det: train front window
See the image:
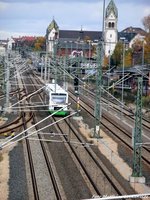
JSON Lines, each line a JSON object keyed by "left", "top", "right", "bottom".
{"left": 51, "top": 94, "right": 66, "bottom": 104}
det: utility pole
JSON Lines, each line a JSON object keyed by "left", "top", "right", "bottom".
{"left": 131, "top": 77, "right": 145, "bottom": 183}
{"left": 93, "top": 0, "right": 105, "bottom": 138}
{"left": 5, "top": 54, "right": 10, "bottom": 113}
{"left": 44, "top": 55, "right": 48, "bottom": 82}
{"left": 107, "top": 40, "right": 111, "bottom": 111}
{"left": 53, "top": 40, "right": 58, "bottom": 92}
{"left": 93, "top": 42, "right": 103, "bottom": 138}
{"left": 47, "top": 57, "right": 51, "bottom": 82}
{"left": 0, "top": 57, "right": 5, "bottom": 92}
{"left": 121, "top": 40, "right": 125, "bottom": 117}
{"left": 63, "top": 41, "right": 68, "bottom": 90}
{"left": 63, "top": 57, "right": 66, "bottom": 90}
{"left": 142, "top": 41, "right": 144, "bottom": 69}
{"left": 41, "top": 56, "right": 44, "bottom": 79}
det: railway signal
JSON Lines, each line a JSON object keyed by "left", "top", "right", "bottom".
{"left": 74, "top": 76, "right": 79, "bottom": 93}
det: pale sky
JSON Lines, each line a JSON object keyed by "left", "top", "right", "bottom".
{"left": 0, "top": 0, "right": 150, "bottom": 39}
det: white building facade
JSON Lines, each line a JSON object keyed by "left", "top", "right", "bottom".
{"left": 46, "top": 19, "right": 59, "bottom": 54}
{"left": 7, "top": 37, "right": 15, "bottom": 51}
{"left": 104, "top": 0, "right": 118, "bottom": 56}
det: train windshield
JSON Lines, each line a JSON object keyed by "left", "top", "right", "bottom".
{"left": 51, "top": 93, "right": 67, "bottom": 104}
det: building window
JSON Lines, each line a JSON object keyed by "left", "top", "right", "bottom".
{"left": 108, "top": 22, "right": 111, "bottom": 28}
{"left": 108, "top": 22, "right": 115, "bottom": 28}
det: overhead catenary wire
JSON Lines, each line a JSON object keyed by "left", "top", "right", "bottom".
{"left": 51, "top": 56, "right": 130, "bottom": 110}
{"left": 3, "top": 85, "right": 46, "bottom": 111}
{"left": 0, "top": 103, "right": 72, "bottom": 150}
{"left": 135, "top": 67, "right": 150, "bottom": 80}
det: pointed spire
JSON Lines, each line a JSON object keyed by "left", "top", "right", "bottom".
{"left": 105, "top": 0, "right": 118, "bottom": 18}
{"left": 47, "top": 18, "right": 59, "bottom": 33}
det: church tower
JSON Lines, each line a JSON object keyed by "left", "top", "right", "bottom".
{"left": 104, "top": 0, "right": 118, "bottom": 56}
{"left": 46, "top": 19, "right": 59, "bottom": 54}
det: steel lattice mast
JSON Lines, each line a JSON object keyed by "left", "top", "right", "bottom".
{"left": 93, "top": 0, "right": 105, "bottom": 138}
{"left": 132, "top": 77, "right": 143, "bottom": 177}
{"left": 93, "top": 42, "right": 103, "bottom": 138}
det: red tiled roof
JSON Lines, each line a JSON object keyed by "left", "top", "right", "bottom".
{"left": 12, "top": 36, "right": 36, "bottom": 42}
{"left": 21, "top": 36, "right": 36, "bottom": 41}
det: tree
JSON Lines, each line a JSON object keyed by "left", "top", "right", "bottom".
{"left": 103, "top": 55, "right": 109, "bottom": 68}
{"left": 111, "top": 42, "right": 132, "bottom": 67}
{"left": 111, "top": 41, "right": 123, "bottom": 66}
{"left": 33, "top": 37, "right": 46, "bottom": 51}
{"left": 91, "top": 44, "right": 97, "bottom": 58}
{"left": 142, "top": 14, "right": 150, "bottom": 33}
{"left": 125, "top": 49, "right": 132, "bottom": 67}
{"left": 132, "top": 34, "right": 150, "bottom": 65}
{"left": 144, "top": 33, "right": 150, "bottom": 64}
{"left": 132, "top": 39, "right": 143, "bottom": 65}
{"left": 84, "top": 36, "right": 91, "bottom": 43}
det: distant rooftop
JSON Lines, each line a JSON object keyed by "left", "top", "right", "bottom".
{"left": 121, "top": 26, "right": 146, "bottom": 35}
{"left": 59, "top": 30, "right": 102, "bottom": 41}
{"left": 118, "top": 32, "right": 137, "bottom": 42}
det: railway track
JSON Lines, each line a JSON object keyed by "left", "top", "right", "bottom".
{"left": 69, "top": 90, "right": 150, "bottom": 166}
{"left": 22, "top": 112, "right": 40, "bottom": 200}
{"left": 0, "top": 90, "right": 33, "bottom": 135}
{"left": 5, "top": 63, "right": 146, "bottom": 198}
{"left": 52, "top": 116, "right": 130, "bottom": 196}
{"left": 16, "top": 67, "right": 40, "bottom": 200}
{"left": 80, "top": 85, "right": 150, "bottom": 130}
{"left": 0, "top": 112, "right": 33, "bottom": 134}
{"left": 21, "top": 69, "right": 66, "bottom": 199}
{"left": 0, "top": 58, "right": 63, "bottom": 199}
{"left": 28, "top": 68, "right": 138, "bottom": 197}
{"left": 1, "top": 55, "right": 149, "bottom": 199}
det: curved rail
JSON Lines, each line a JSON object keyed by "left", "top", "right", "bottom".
{"left": 0, "top": 112, "right": 33, "bottom": 134}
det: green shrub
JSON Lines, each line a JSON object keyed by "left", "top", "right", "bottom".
{"left": 142, "top": 96, "right": 150, "bottom": 108}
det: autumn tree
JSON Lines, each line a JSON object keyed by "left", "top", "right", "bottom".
{"left": 124, "top": 49, "right": 132, "bottom": 67}
{"left": 91, "top": 44, "right": 97, "bottom": 58}
{"left": 142, "top": 14, "right": 150, "bottom": 33}
{"left": 132, "top": 39, "right": 143, "bottom": 65}
{"left": 33, "top": 37, "right": 46, "bottom": 51}
{"left": 144, "top": 33, "right": 150, "bottom": 64}
{"left": 103, "top": 55, "right": 109, "bottom": 68}
{"left": 132, "top": 34, "right": 150, "bottom": 65}
{"left": 84, "top": 36, "right": 91, "bottom": 43}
